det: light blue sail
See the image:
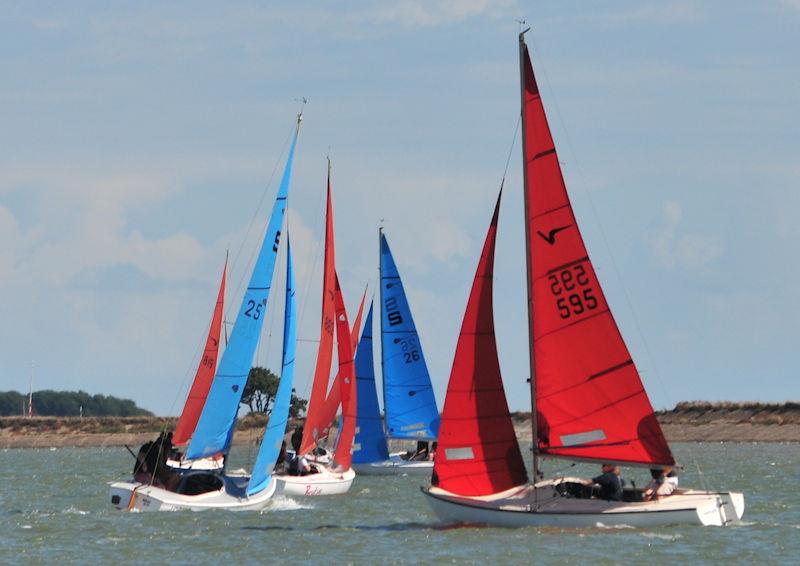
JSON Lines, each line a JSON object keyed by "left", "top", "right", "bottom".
{"left": 379, "top": 232, "right": 440, "bottom": 440}
{"left": 186, "top": 126, "right": 299, "bottom": 460}
{"left": 247, "top": 239, "right": 296, "bottom": 495}
{"left": 353, "top": 304, "right": 390, "bottom": 464}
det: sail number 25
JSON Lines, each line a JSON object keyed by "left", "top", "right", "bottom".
{"left": 548, "top": 264, "right": 598, "bottom": 319}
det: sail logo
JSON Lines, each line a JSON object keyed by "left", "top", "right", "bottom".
{"left": 385, "top": 296, "right": 403, "bottom": 326}
{"left": 537, "top": 225, "right": 571, "bottom": 245}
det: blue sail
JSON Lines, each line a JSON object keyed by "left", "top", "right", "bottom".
{"left": 247, "top": 239, "right": 296, "bottom": 495}
{"left": 186, "top": 125, "right": 299, "bottom": 460}
{"left": 379, "top": 232, "right": 440, "bottom": 440}
{"left": 353, "top": 303, "right": 390, "bottom": 464}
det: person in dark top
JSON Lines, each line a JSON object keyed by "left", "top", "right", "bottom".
{"left": 583, "top": 463, "right": 624, "bottom": 501}
{"left": 291, "top": 426, "right": 304, "bottom": 453}
{"left": 133, "top": 432, "right": 180, "bottom": 490}
{"left": 275, "top": 441, "right": 288, "bottom": 472}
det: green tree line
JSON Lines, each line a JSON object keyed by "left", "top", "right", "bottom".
{"left": 0, "top": 390, "right": 152, "bottom": 417}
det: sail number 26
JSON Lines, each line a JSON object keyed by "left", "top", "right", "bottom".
{"left": 548, "top": 264, "right": 598, "bottom": 319}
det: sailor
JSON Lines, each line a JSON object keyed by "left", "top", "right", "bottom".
{"left": 291, "top": 425, "right": 304, "bottom": 453}
{"left": 643, "top": 467, "right": 678, "bottom": 500}
{"left": 406, "top": 441, "right": 429, "bottom": 461}
{"left": 275, "top": 441, "right": 288, "bottom": 473}
{"left": 583, "top": 463, "right": 624, "bottom": 501}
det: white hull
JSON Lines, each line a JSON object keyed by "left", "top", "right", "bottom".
{"left": 273, "top": 466, "right": 355, "bottom": 496}
{"left": 109, "top": 472, "right": 276, "bottom": 512}
{"left": 353, "top": 455, "right": 433, "bottom": 476}
{"left": 423, "top": 479, "right": 745, "bottom": 528}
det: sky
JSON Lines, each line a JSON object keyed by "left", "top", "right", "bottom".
{"left": 1, "top": 1, "right": 798, "bottom": 416}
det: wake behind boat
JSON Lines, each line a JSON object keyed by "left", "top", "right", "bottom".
{"left": 110, "top": 113, "right": 303, "bottom": 511}
{"left": 421, "top": 32, "right": 744, "bottom": 528}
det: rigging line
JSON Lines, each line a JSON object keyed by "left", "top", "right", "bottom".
{"left": 224, "top": 114, "right": 296, "bottom": 323}
{"left": 164, "top": 276, "right": 224, "bottom": 421}
{"left": 502, "top": 114, "right": 522, "bottom": 185}
{"left": 295, "top": 161, "right": 329, "bottom": 401}
{"left": 526, "top": 35, "right": 673, "bottom": 411}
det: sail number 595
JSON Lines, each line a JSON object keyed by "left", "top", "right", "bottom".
{"left": 548, "top": 264, "right": 598, "bottom": 319}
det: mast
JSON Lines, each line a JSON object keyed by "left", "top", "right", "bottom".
{"left": 518, "top": 29, "right": 539, "bottom": 482}
{"left": 378, "top": 225, "right": 387, "bottom": 424}
{"left": 27, "top": 361, "right": 34, "bottom": 418}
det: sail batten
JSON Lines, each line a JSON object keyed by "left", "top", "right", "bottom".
{"left": 186, "top": 123, "right": 300, "bottom": 461}
{"left": 520, "top": 39, "right": 674, "bottom": 467}
{"left": 379, "top": 233, "right": 439, "bottom": 441}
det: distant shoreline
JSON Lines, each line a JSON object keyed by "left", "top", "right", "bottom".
{"left": 2, "top": 402, "right": 799, "bottom": 449}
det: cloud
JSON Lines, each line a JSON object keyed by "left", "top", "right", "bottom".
{"left": 601, "top": 1, "right": 704, "bottom": 25}
{"left": 350, "top": 0, "right": 515, "bottom": 28}
{"left": 777, "top": 0, "right": 800, "bottom": 12}
{"left": 649, "top": 201, "right": 723, "bottom": 269}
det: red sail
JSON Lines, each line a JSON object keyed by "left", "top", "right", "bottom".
{"left": 173, "top": 257, "right": 227, "bottom": 446}
{"left": 433, "top": 194, "right": 528, "bottom": 496}
{"left": 316, "top": 288, "right": 366, "bottom": 439}
{"left": 520, "top": 39, "right": 673, "bottom": 466}
{"left": 300, "top": 176, "right": 337, "bottom": 454}
{"left": 331, "top": 273, "right": 357, "bottom": 470}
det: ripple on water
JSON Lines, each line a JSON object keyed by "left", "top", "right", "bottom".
{"left": 0, "top": 443, "right": 798, "bottom": 563}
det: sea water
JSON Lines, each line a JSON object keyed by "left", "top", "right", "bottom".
{"left": 0, "top": 442, "right": 797, "bottom": 564}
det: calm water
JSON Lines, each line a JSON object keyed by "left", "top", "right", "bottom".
{"left": 1, "top": 442, "right": 797, "bottom": 564}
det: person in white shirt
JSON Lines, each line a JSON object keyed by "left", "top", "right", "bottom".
{"left": 643, "top": 466, "right": 678, "bottom": 500}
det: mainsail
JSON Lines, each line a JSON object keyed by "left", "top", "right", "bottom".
{"left": 379, "top": 232, "right": 439, "bottom": 440}
{"left": 173, "top": 257, "right": 227, "bottom": 447}
{"left": 352, "top": 303, "right": 390, "bottom": 464}
{"left": 432, "top": 194, "right": 527, "bottom": 496}
{"left": 300, "top": 176, "right": 337, "bottom": 454}
{"left": 186, "top": 120, "right": 300, "bottom": 460}
{"left": 247, "top": 239, "right": 297, "bottom": 495}
{"left": 520, "top": 39, "right": 673, "bottom": 466}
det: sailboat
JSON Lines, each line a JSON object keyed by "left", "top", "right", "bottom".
{"left": 421, "top": 33, "right": 744, "bottom": 527}
{"left": 352, "top": 231, "right": 439, "bottom": 475}
{"left": 109, "top": 114, "right": 302, "bottom": 511}
{"left": 164, "top": 256, "right": 227, "bottom": 471}
{"left": 272, "top": 162, "right": 361, "bottom": 497}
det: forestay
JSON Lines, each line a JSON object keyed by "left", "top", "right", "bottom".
{"left": 379, "top": 233, "right": 439, "bottom": 440}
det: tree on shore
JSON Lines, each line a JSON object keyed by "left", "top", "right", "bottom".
{"left": 241, "top": 366, "right": 307, "bottom": 417}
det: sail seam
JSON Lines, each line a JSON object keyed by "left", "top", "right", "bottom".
{"left": 534, "top": 308, "right": 610, "bottom": 340}
{"left": 544, "top": 256, "right": 590, "bottom": 275}
{"left": 531, "top": 203, "right": 569, "bottom": 219}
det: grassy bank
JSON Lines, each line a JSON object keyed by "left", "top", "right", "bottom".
{"left": 2, "top": 402, "right": 799, "bottom": 448}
